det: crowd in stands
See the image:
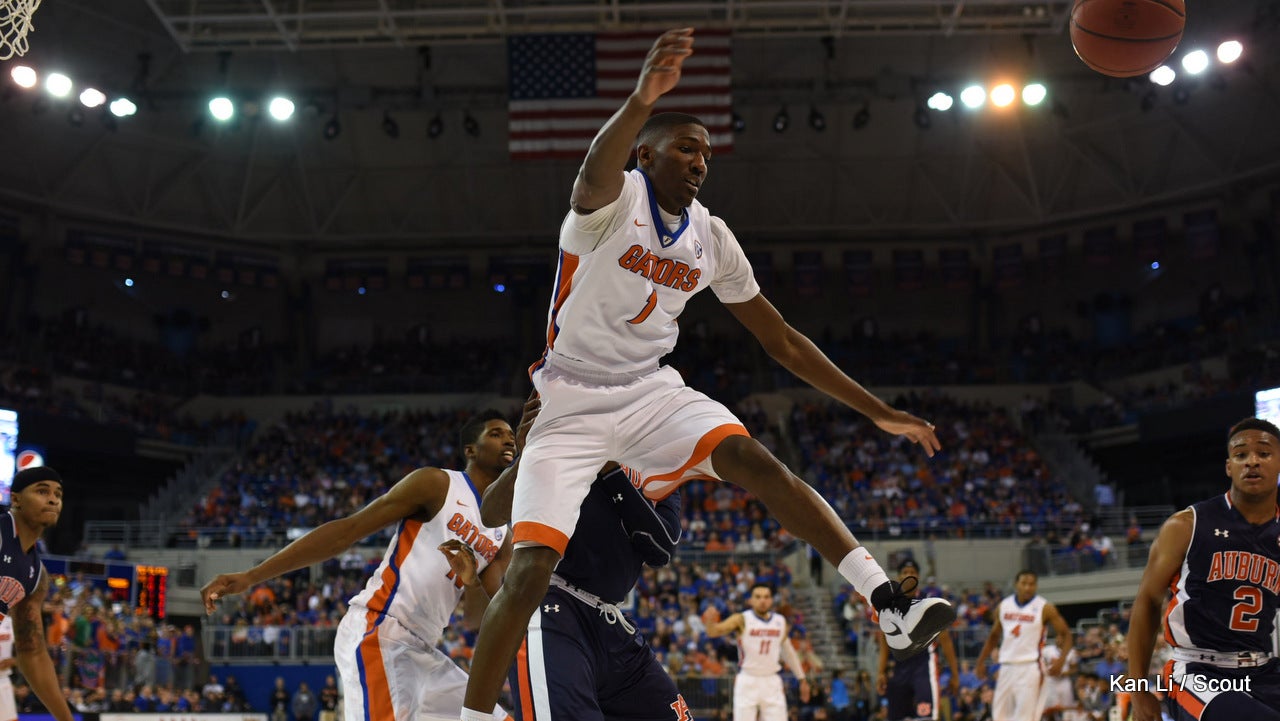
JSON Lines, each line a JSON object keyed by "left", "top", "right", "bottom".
{"left": 790, "top": 393, "right": 1084, "bottom": 540}
{"left": 0, "top": 363, "right": 254, "bottom": 446}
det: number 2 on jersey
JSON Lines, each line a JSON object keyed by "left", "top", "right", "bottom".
{"left": 1230, "top": 586, "right": 1263, "bottom": 632}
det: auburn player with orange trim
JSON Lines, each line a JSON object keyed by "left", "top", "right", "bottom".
{"left": 461, "top": 27, "right": 955, "bottom": 721}
{"left": 1127, "top": 418, "right": 1280, "bottom": 721}
{"left": 201, "top": 406, "right": 531, "bottom": 721}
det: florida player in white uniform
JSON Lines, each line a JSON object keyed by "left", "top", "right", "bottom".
{"left": 461, "top": 28, "right": 954, "bottom": 721}
{"left": 703, "top": 583, "right": 809, "bottom": 721}
{"left": 0, "top": 615, "right": 14, "bottom": 721}
{"left": 975, "top": 571, "right": 1072, "bottom": 721}
{"left": 1037, "top": 640, "right": 1077, "bottom": 720}
{"left": 202, "top": 410, "right": 521, "bottom": 721}
{"left": 1126, "top": 418, "right": 1280, "bottom": 721}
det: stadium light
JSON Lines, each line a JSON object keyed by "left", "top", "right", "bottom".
{"left": 268, "top": 96, "right": 295, "bottom": 121}
{"left": 1217, "top": 40, "right": 1243, "bottom": 64}
{"left": 45, "top": 72, "right": 72, "bottom": 97}
{"left": 1149, "top": 66, "right": 1176, "bottom": 86}
{"left": 109, "top": 98, "right": 137, "bottom": 117}
{"left": 926, "top": 92, "right": 953, "bottom": 111}
{"left": 1021, "top": 83, "right": 1047, "bottom": 106}
{"left": 1181, "top": 50, "right": 1209, "bottom": 75}
{"left": 960, "top": 85, "right": 986, "bottom": 109}
{"left": 10, "top": 65, "right": 36, "bottom": 88}
{"left": 990, "top": 84, "right": 1016, "bottom": 107}
{"left": 209, "top": 97, "right": 234, "bottom": 121}
{"left": 79, "top": 88, "right": 106, "bottom": 108}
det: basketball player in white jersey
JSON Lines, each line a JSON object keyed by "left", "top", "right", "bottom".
{"left": 202, "top": 408, "right": 530, "bottom": 721}
{"left": 0, "top": 615, "right": 15, "bottom": 721}
{"left": 703, "top": 583, "right": 809, "bottom": 721}
{"left": 1037, "top": 639, "right": 1078, "bottom": 720}
{"left": 461, "top": 28, "right": 955, "bottom": 721}
{"left": 974, "top": 571, "right": 1073, "bottom": 721}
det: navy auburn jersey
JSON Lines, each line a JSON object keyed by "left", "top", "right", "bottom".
{"left": 1164, "top": 493, "right": 1280, "bottom": 653}
{"left": 0, "top": 512, "right": 42, "bottom": 617}
{"left": 554, "top": 469, "right": 681, "bottom": 602}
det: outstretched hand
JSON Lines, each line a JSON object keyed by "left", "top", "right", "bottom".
{"left": 635, "top": 28, "right": 695, "bottom": 105}
{"left": 874, "top": 410, "right": 942, "bottom": 457}
{"left": 200, "top": 572, "right": 252, "bottom": 615}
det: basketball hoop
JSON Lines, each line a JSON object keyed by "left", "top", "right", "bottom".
{"left": 0, "top": 0, "right": 42, "bottom": 61}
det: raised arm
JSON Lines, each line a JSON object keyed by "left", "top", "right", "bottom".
{"left": 701, "top": 609, "right": 745, "bottom": 639}
{"left": 570, "top": 28, "right": 693, "bottom": 213}
{"left": 13, "top": 569, "right": 74, "bottom": 721}
{"left": 480, "top": 393, "right": 541, "bottom": 527}
{"left": 201, "top": 467, "right": 449, "bottom": 613}
{"left": 724, "top": 293, "right": 939, "bottom": 456}
{"left": 1128, "top": 510, "right": 1192, "bottom": 721}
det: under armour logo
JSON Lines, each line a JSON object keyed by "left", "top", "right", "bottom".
{"left": 2, "top": 556, "right": 9, "bottom": 564}
{"left": 1215, "top": 529, "right": 1230, "bottom": 538}
{"left": 613, "top": 494, "right": 624, "bottom": 503}
{"left": 544, "top": 604, "right": 560, "bottom": 613}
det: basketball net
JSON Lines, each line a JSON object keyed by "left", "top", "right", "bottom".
{"left": 0, "top": 0, "right": 42, "bottom": 60}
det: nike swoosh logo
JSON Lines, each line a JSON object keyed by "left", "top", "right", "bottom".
{"left": 456, "top": 500, "right": 467, "bottom": 507}
{"left": 864, "top": 555, "right": 873, "bottom": 560}
{"left": 634, "top": 219, "right": 648, "bottom": 227}
{"left": 884, "top": 622, "right": 904, "bottom": 637}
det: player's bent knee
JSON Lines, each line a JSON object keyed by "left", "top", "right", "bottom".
{"left": 712, "top": 435, "right": 791, "bottom": 486}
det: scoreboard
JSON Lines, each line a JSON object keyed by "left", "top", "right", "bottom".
{"left": 44, "top": 556, "right": 167, "bottom": 619}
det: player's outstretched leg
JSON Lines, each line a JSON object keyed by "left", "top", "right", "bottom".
{"left": 710, "top": 435, "right": 954, "bottom": 660}
{"left": 462, "top": 546, "right": 560, "bottom": 720}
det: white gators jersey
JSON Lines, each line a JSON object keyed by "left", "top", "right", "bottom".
{"left": 532, "top": 169, "right": 760, "bottom": 378}
{"left": 0, "top": 615, "right": 10, "bottom": 677}
{"left": 997, "top": 594, "right": 1047, "bottom": 664}
{"left": 738, "top": 611, "right": 787, "bottom": 676}
{"left": 349, "top": 469, "right": 506, "bottom": 645}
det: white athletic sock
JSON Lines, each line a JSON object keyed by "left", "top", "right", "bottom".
{"left": 838, "top": 547, "right": 891, "bottom": 604}
{"left": 461, "top": 707, "right": 491, "bottom": 721}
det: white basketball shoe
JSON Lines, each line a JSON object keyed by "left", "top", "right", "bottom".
{"left": 874, "top": 578, "right": 957, "bottom": 661}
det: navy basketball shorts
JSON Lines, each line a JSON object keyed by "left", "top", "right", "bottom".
{"left": 508, "top": 586, "right": 694, "bottom": 721}
{"left": 1165, "top": 660, "right": 1280, "bottom": 721}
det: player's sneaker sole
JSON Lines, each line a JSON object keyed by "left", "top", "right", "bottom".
{"left": 881, "top": 599, "right": 957, "bottom": 661}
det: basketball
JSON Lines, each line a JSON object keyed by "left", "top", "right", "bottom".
{"left": 1070, "top": 0, "right": 1186, "bottom": 78}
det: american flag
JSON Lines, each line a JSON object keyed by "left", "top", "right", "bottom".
{"left": 507, "top": 30, "right": 733, "bottom": 160}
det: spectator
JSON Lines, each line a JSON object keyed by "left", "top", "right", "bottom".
{"left": 291, "top": 681, "right": 318, "bottom": 721}
{"left": 319, "top": 675, "right": 339, "bottom": 721}
{"left": 270, "top": 677, "right": 290, "bottom": 721}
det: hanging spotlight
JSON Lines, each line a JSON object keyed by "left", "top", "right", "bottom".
{"left": 10, "top": 65, "right": 36, "bottom": 89}
{"left": 731, "top": 111, "right": 746, "bottom": 133}
{"left": 209, "top": 96, "right": 235, "bottom": 121}
{"left": 427, "top": 112, "right": 444, "bottom": 139}
{"left": 79, "top": 88, "right": 106, "bottom": 108}
{"left": 109, "top": 97, "right": 137, "bottom": 117}
{"left": 960, "top": 85, "right": 986, "bottom": 109}
{"left": 807, "top": 105, "right": 826, "bottom": 132}
{"left": 913, "top": 105, "right": 931, "bottom": 129}
{"left": 268, "top": 96, "right": 295, "bottom": 121}
{"left": 990, "top": 83, "right": 1016, "bottom": 107}
{"left": 772, "top": 105, "right": 789, "bottom": 133}
{"left": 852, "top": 103, "right": 870, "bottom": 130}
{"left": 381, "top": 111, "right": 399, "bottom": 138}
{"left": 1149, "top": 65, "right": 1176, "bottom": 86}
{"left": 1021, "top": 83, "right": 1047, "bottom": 106}
{"left": 1181, "top": 50, "right": 1209, "bottom": 75}
{"left": 463, "top": 110, "right": 480, "bottom": 137}
{"left": 323, "top": 114, "right": 341, "bottom": 140}
{"left": 1217, "top": 40, "right": 1243, "bottom": 64}
{"left": 926, "top": 92, "right": 953, "bottom": 111}
{"left": 46, "top": 73, "right": 73, "bottom": 98}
